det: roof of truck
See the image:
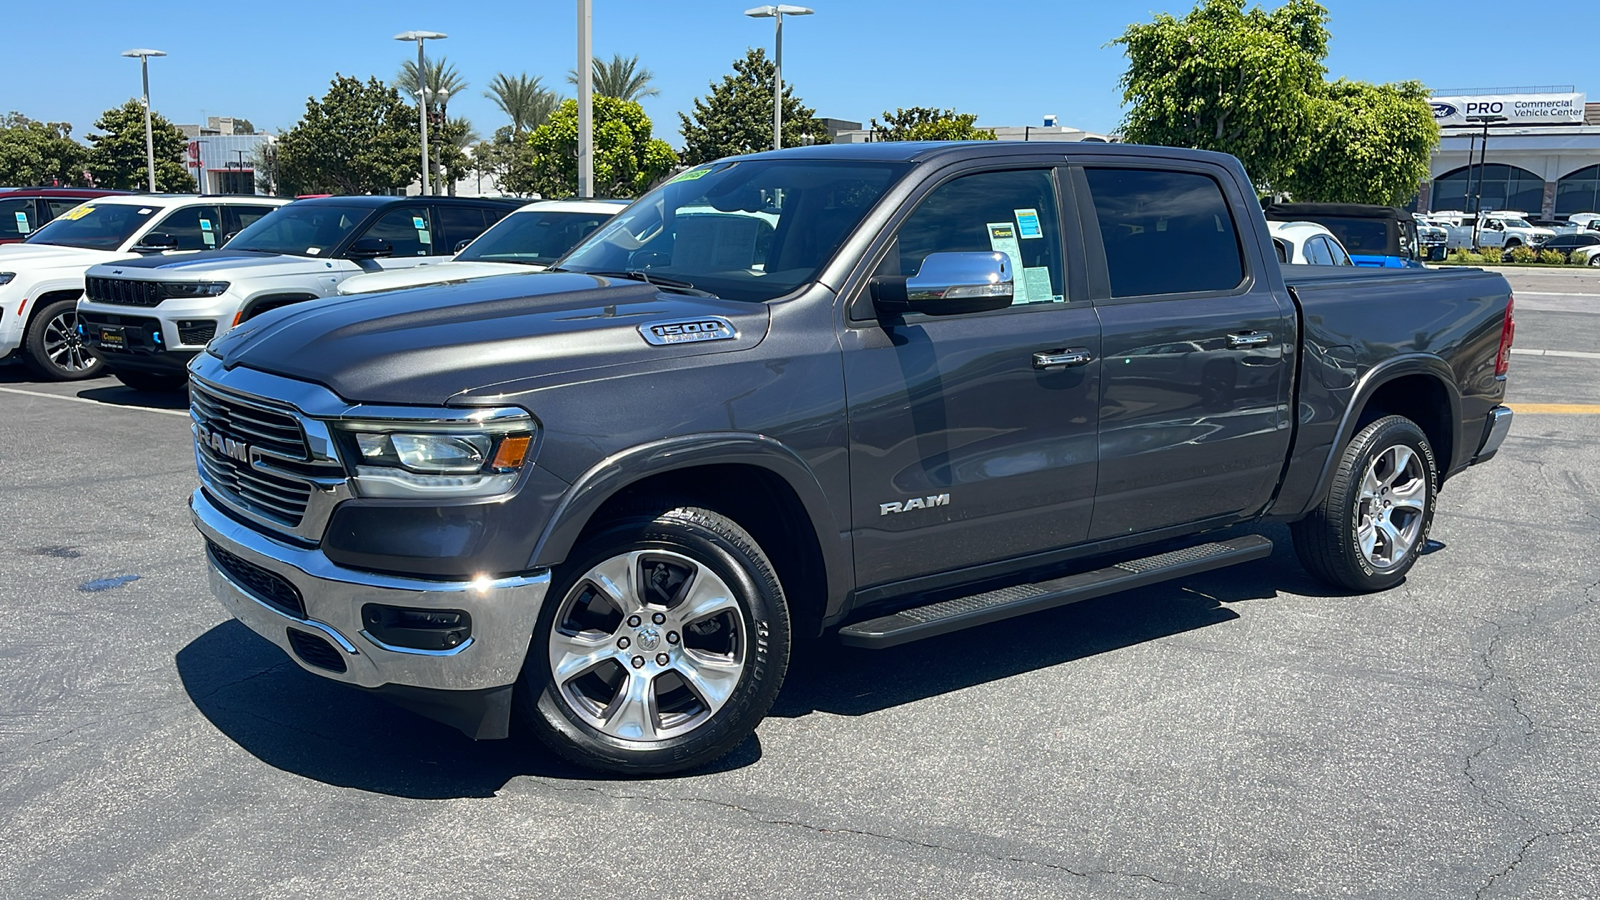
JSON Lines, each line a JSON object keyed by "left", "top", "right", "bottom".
{"left": 722, "top": 141, "right": 1241, "bottom": 167}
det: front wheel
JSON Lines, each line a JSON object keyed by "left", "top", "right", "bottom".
{"left": 517, "top": 506, "right": 790, "bottom": 775}
{"left": 1291, "top": 415, "right": 1437, "bottom": 592}
{"left": 22, "top": 298, "right": 102, "bottom": 381}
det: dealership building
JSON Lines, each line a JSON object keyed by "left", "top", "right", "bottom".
{"left": 1414, "top": 89, "right": 1600, "bottom": 220}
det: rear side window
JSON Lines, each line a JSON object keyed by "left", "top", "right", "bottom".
{"left": 0, "top": 197, "right": 33, "bottom": 236}
{"left": 1084, "top": 168, "right": 1244, "bottom": 297}
{"left": 45, "top": 198, "right": 85, "bottom": 220}
{"left": 433, "top": 206, "right": 489, "bottom": 251}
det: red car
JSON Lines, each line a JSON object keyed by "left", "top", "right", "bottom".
{"left": 0, "top": 188, "right": 134, "bottom": 244}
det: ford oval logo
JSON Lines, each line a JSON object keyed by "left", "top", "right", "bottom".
{"left": 1430, "top": 102, "right": 1457, "bottom": 118}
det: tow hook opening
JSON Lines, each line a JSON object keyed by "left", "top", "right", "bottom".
{"left": 361, "top": 604, "right": 473, "bottom": 651}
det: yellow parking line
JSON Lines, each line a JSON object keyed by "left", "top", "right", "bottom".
{"left": 1506, "top": 403, "right": 1600, "bottom": 414}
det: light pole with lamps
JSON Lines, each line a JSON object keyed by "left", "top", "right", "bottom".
{"left": 394, "top": 30, "right": 447, "bottom": 197}
{"left": 1466, "top": 113, "right": 1508, "bottom": 248}
{"left": 120, "top": 49, "right": 167, "bottom": 192}
{"left": 743, "top": 5, "right": 813, "bottom": 151}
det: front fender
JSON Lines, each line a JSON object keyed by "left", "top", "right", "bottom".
{"left": 527, "top": 432, "right": 853, "bottom": 622}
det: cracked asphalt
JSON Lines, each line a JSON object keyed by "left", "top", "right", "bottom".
{"left": 1, "top": 268, "right": 1596, "bottom": 899}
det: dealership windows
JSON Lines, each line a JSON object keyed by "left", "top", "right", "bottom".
{"left": 1555, "top": 166, "right": 1600, "bottom": 216}
{"left": 1431, "top": 164, "right": 1546, "bottom": 213}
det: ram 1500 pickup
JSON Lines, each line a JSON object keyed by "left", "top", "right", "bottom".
{"left": 188, "top": 142, "right": 1516, "bottom": 775}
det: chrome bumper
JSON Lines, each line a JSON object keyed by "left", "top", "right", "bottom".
{"left": 1472, "top": 406, "right": 1513, "bottom": 465}
{"left": 190, "top": 488, "right": 549, "bottom": 692}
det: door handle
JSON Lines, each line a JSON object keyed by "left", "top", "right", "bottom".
{"left": 1227, "top": 331, "right": 1273, "bottom": 348}
{"left": 1033, "top": 348, "right": 1093, "bottom": 369}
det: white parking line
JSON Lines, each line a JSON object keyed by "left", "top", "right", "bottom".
{"left": 0, "top": 386, "right": 192, "bottom": 417}
{"left": 1510, "top": 348, "right": 1600, "bottom": 361}
{"left": 1516, "top": 291, "right": 1600, "bottom": 299}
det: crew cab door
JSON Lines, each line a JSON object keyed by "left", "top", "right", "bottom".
{"left": 338, "top": 205, "right": 447, "bottom": 273}
{"left": 1074, "top": 165, "right": 1294, "bottom": 539}
{"left": 842, "top": 165, "right": 1101, "bottom": 588}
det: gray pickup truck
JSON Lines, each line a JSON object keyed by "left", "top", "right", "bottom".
{"left": 187, "top": 142, "right": 1515, "bottom": 774}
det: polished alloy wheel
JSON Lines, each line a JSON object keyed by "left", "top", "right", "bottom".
{"left": 547, "top": 549, "right": 747, "bottom": 742}
{"left": 42, "top": 309, "right": 97, "bottom": 374}
{"left": 1355, "top": 444, "right": 1426, "bottom": 570}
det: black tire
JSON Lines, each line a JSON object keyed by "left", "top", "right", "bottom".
{"left": 517, "top": 506, "right": 791, "bottom": 775}
{"left": 22, "top": 298, "right": 102, "bottom": 381}
{"left": 113, "top": 371, "right": 188, "bottom": 393}
{"left": 1291, "top": 415, "right": 1437, "bottom": 592}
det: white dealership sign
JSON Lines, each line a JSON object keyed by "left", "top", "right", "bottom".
{"left": 1429, "top": 93, "right": 1587, "bottom": 126}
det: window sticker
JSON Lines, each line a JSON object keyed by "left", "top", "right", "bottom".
{"left": 200, "top": 218, "right": 213, "bottom": 231}
{"left": 14, "top": 212, "right": 29, "bottom": 234}
{"left": 668, "top": 166, "right": 712, "bottom": 184}
{"left": 60, "top": 206, "right": 95, "bottom": 221}
{"left": 1022, "top": 266, "right": 1058, "bottom": 303}
{"left": 137, "top": 208, "right": 153, "bottom": 215}
{"left": 307, "top": 247, "right": 321, "bottom": 255}
{"left": 412, "top": 216, "right": 426, "bottom": 229}
{"left": 986, "top": 222, "right": 1029, "bottom": 303}
{"left": 417, "top": 229, "right": 432, "bottom": 245}
{"left": 1014, "top": 208, "right": 1043, "bottom": 239}
{"left": 203, "top": 232, "right": 216, "bottom": 246}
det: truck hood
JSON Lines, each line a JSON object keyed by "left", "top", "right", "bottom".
{"left": 209, "top": 272, "right": 770, "bottom": 406}
{"left": 0, "top": 243, "right": 123, "bottom": 270}
{"left": 90, "top": 248, "right": 347, "bottom": 280}
{"left": 336, "top": 260, "right": 534, "bottom": 295}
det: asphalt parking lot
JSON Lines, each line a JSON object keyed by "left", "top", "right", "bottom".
{"left": 1, "top": 267, "right": 1596, "bottom": 899}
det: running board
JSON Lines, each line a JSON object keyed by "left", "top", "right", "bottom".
{"left": 837, "top": 535, "right": 1274, "bottom": 649}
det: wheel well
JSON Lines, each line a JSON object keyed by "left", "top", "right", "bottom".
{"left": 27, "top": 290, "right": 85, "bottom": 326}
{"left": 574, "top": 464, "right": 830, "bottom": 638}
{"left": 241, "top": 293, "right": 319, "bottom": 322}
{"left": 1355, "top": 374, "right": 1453, "bottom": 476}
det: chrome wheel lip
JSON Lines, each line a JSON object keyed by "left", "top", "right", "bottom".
{"left": 1355, "top": 444, "right": 1427, "bottom": 571}
{"left": 41, "top": 309, "right": 98, "bottom": 374}
{"left": 548, "top": 548, "right": 748, "bottom": 743}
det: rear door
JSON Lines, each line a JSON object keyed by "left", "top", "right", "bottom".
{"left": 148, "top": 204, "right": 224, "bottom": 251}
{"left": 1075, "top": 164, "right": 1294, "bottom": 540}
{"left": 843, "top": 164, "right": 1101, "bottom": 588}
{"left": 344, "top": 205, "right": 442, "bottom": 270}
{"left": 0, "top": 196, "right": 37, "bottom": 241}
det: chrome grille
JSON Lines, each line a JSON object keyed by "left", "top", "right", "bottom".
{"left": 85, "top": 275, "right": 162, "bottom": 307}
{"left": 191, "top": 382, "right": 313, "bottom": 526}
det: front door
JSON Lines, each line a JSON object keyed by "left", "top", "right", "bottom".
{"left": 843, "top": 166, "right": 1101, "bottom": 589}
{"left": 1077, "top": 165, "right": 1294, "bottom": 540}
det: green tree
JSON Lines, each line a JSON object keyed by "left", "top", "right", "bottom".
{"left": 485, "top": 72, "right": 561, "bottom": 135}
{"left": 232, "top": 118, "right": 256, "bottom": 135}
{"left": 678, "top": 48, "right": 829, "bottom": 165}
{"left": 85, "top": 100, "right": 195, "bottom": 192}
{"left": 525, "top": 96, "right": 676, "bottom": 198}
{"left": 433, "top": 116, "right": 480, "bottom": 196}
{"left": 275, "top": 75, "right": 418, "bottom": 196}
{"left": 396, "top": 55, "right": 468, "bottom": 108}
{"left": 1114, "top": 0, "right": 1330, "bottom": 190}
{"left": 252, "top": 142, "right": 281, "bottom": 196}
{"left": 566, "top": 53, "right": 660, "bottom": 103}
{"left": 1278, "top": 79, "right": 1439, "bottom": 207}
{"left": 0, "top": 113, "right": 88, "bottom": 186}
{"left": 869, "top": 107, "right": 995, "bottom": 142}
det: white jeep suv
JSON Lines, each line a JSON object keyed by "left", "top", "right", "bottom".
{"left": 0, "top": 194, "right": 285, "bottom": 380}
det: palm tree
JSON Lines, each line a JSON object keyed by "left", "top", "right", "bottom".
{"left": 484, "top": 72, "right": 561, "bottom": 134}
{"left": 396, "top": 55, "right": 468, "bottom": 112}
{"left": 566, "top": 53, "right": 660, "bottom": 103}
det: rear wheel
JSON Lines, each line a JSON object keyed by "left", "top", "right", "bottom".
{"left": 1291, "top": 415, "right": 1437, "bottom": 592}
{"left": 517, "top": 506, "right": 790, "bottom": 775}
{"left": 113, "top": 371, "right": 187, "bottom": 393}
{"left": 22, "top": 298, "right": 102, "bottom": 381}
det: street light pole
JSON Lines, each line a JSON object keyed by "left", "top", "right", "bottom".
{"left": 394, "top": 31, "right": 447, "bottom": 197}
{"left": 121, "top": 49, "right": 167, "bottom": 192}
{"left": 744, "top": 5, "right": 814, "bottom": 151}
{"left": 1466, "top": 113, "right": 1508, "bottom": 249}
{"left": 577, "top": 0, "right": 593, "bottom": 197}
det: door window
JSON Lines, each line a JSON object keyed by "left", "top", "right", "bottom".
{"left": 150, "top": 205, "right": 224, "bottom": 250}
{"left": 1303, "top": 236, "right": 1334, "bottom": 265}
{"left": 45, "top": 198, "right": 85, "bottom": 220}
{"left": 1325, "top": 237, "right": 1353, "bottom": 265}
{"left": 228, "top": 205, "right": 280, "bottom": 233}
{"left": 433, "top": 206, "right": 488, "bottom": 251}
{"left": 358, "top": 206, "right": 435, "bottom": 256}
{"left": 0, "top": 197, "right": 33, "bottom": 236}
{"left": 1084, "top": 168, "right": 1245, "bottom": 297}
{"left": 881, "top": 168, "right": 1064, "bottom": 306}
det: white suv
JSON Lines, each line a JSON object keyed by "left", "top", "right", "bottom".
{"left": 0, "top": 194, "right": 285, "bottom": 380}
{"left": 78, "top": 195, "right": 520, "bottom": 391}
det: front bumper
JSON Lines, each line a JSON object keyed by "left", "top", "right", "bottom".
{"left": 1471, "top": 406, "right": 1513, "bottom": 465}
{"left": 191, "top": 486, "right": 550, "bottom": 701}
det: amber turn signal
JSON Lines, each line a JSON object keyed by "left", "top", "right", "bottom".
{"left": 491, "top": 434, "right": 531, "bottom": 469}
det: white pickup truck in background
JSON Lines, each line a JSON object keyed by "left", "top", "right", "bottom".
{"left": 1433, "top": 210, "right": 1555, "bottom": 251}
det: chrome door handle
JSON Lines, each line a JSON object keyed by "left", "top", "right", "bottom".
{"left": 1227, "top": 331, "right": 1273, "bottom": 348}
{"left": 1033, "top": 348, "right": 1093, "bottom": 369}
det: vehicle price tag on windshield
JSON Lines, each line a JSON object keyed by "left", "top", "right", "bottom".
{"left": 60, "top": 206, "right": 95, "bottom": 221}
{"left": 1014, "top": 209, "right": 1043, "bottom": 239}
{"left": 14, "top": 212, "right": 28, "bottom": 234}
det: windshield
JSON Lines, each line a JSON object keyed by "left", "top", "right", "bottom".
{"left": 24, "top": 203, "right": 153, "bottom": 250}
{"left": 1500, "top": 217, "right": 1533, "bottom": 229}
{"left": 457, "top": 209, "right": 618, "bottom": 266}
{"left": 225, "top": 203, "right": 370, "bottom": 256}
{"left": 556, "top": 159, "right": 910, "bottom": 302}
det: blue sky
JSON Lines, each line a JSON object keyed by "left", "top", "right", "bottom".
{"left": 9, "top": 1, "right": 1592, "bottom": 146}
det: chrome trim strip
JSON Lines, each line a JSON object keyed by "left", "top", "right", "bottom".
{"left": 1471, "top": 405, "right": 1513, "bottom": 465}
{"left": 359, "top": 631, "right": 477, "bottom": 657}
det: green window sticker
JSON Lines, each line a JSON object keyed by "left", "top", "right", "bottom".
{"left": 668, "top": 167, "right": 713, "bottom": 184}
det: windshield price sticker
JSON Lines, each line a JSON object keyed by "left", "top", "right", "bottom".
{"left": 60, "top": 206, "right": 95, "bottom": 221}
{"left": 1014, "top": 209, "right": 1043, "bottom": 239}
{"left": 668, "top": 166, "right": 713, "bottom": 185}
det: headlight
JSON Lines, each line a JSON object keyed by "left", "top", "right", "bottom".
{"left": 0, "top": 273, "right": 14, "bottom": 286}
{"left": 333, "top": 414, "right": 535, "bottom": 499}
{"left": 158, "top": 281, "right": 230, "bottom": 299}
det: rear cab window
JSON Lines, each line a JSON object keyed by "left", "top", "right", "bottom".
{"left": 1083, "top": 167, "right": 1245, "bottom": 297}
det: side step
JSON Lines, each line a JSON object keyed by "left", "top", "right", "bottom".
{"left": 837, "top": 535, "right": 1273, "bottom": 649}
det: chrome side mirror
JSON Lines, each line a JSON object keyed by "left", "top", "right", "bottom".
{"left": 870, "top": 251, "right": 1014, "bottom": 316}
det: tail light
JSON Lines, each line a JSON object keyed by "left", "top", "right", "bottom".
{"left": 1495, "top": 295, "right": 1515, "bottom": 377}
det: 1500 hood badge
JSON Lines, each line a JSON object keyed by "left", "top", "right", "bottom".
{"left": 639, "top": 317, "right": 737, "bottom": 346}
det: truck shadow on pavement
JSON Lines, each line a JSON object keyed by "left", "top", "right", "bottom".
{"left": 173, "top": 524, "right": 1374, "bottom": 797}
